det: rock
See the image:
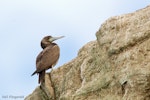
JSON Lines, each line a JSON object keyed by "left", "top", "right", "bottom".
{"left": 25, "top": 5, "right": 150, "bottom": 100}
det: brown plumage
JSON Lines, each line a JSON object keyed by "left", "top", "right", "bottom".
{"left": 31, "top": 36, "right": 64, "bottom": 84}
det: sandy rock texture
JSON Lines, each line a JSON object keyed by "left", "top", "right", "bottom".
{"left": 25, "top": 5, "right": 150, "bottom": 100}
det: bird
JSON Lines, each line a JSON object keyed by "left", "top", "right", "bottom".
{"left": 31, "top": 35, "right": 64, "bottom": 84}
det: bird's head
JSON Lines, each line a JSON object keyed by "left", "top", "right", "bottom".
{"left": 41, "top": 35, "right": 64, "bottom": 49}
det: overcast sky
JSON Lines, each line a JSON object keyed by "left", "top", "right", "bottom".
{"left": 0, "top": 0, "right": 150, "bottom": 99}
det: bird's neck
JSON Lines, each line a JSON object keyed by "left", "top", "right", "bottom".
{"left": 41, "top": 42, "right": 56, "bottom": 49}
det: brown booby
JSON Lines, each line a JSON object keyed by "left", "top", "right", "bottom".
{"left": 31, "top": 36, "right": 64, "bottom": 84}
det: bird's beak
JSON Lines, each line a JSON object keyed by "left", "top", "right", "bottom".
{"left": 49, "top": 36, "right": 65, "bottom": 42}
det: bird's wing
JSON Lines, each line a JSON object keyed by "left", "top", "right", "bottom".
{"left": 36, "top": 51, "right": 43, "bottom": 65}
{"left": 36, "top": 45, "right": 60, "bottom": 72}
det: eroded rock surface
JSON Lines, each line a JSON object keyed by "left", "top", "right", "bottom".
{"left": 25, "top": 6, "right": 150, "bottom": 100}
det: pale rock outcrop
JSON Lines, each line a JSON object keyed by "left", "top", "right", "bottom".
{"left": 25, "top": 5, "right": 150, "bottom": 100}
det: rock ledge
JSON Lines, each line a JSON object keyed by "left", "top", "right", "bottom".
{"left": 25, "top": 6, "right": 150, "bottom": 100}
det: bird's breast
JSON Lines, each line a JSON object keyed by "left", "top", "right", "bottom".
{"left": 36, "top": 44, "right": 60, "bottom": 71}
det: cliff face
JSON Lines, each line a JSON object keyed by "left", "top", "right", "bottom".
{"left": 25, "top": 6, "right": 150, "bottom": 100}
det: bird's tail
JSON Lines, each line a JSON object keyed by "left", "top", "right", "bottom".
{"left": 38, "top": 70, "right": 45, "bottom": 84}
{"left": 31, "top": 71, "right": 37, "bottom": 76}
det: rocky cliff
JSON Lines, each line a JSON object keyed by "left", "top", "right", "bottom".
{"left": 25, "top": 6, "right": 150, "bottom": 100}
